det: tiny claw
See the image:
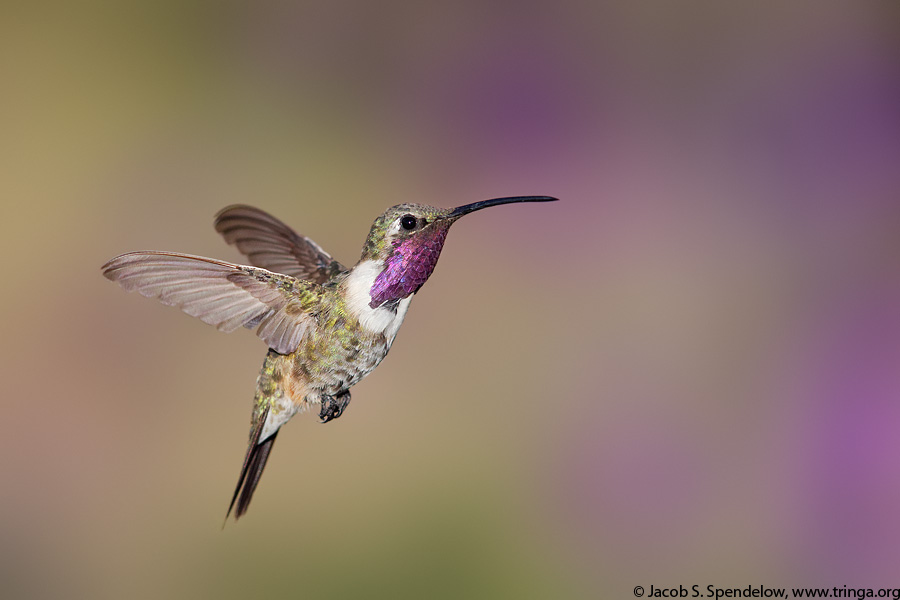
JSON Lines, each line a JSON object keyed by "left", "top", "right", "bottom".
{"left": 319, "top": 393, "right": 351, "bottom": 423}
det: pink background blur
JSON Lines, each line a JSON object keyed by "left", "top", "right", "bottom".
{"left": 3, "top": 2, "right": 900, "bottom": 598}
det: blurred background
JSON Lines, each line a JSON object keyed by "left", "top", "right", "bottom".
{"left": 3, "top": 1, "right": 900, "bottom": 598}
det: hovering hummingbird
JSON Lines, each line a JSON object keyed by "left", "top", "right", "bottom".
{"left": 102, "top": 195, "right": 557, "bottom": 520}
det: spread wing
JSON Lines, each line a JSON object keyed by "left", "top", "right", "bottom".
{"left": 214, "top": 205, "right": 347, "bottom": 284}
{"left": 102, "top": 251, "right": 321, "bottom": 354}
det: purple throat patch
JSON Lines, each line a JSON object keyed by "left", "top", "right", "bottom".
{"left": 369, "top": 228, "right": 449, "bottom": 308}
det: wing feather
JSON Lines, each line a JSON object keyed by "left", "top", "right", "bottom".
{"left": 214, "top": 205, "right": 346, "bottom": 283}
{"left": 102, "top": 251, "right": 320, "bottom": 354}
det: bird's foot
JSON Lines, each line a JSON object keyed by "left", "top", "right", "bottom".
{"left": 319, "top": 392, "right": 351, "bottom": 423}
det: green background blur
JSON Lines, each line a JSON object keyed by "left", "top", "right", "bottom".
{"left": 3, "top": 2, "right": 900, "bottom": 598}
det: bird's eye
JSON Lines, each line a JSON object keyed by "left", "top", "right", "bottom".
{"left": 400, "top": 215, "right": 417, "bottom": 230}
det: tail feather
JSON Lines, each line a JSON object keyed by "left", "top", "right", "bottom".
{"left": 225, "top": 405, "right": 277, "bottom": 522}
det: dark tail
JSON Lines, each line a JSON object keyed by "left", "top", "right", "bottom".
{"left": 225, "top": 406, "right": 277, "bottom": 522}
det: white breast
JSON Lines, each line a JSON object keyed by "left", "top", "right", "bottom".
{"left": 343, "top": 259, "right": 413, "bottom": 344}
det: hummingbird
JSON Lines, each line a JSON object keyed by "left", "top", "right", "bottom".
{"left": 102, "top": 195, "right": 557, "bottom": 520}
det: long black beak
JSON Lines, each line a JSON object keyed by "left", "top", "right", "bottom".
{"left": 447, "top": 195, "right": 558, "bottom": 219}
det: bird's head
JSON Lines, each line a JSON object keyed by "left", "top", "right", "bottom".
{"left": 359, "top": 196, "right": 557, "bottom": 309}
